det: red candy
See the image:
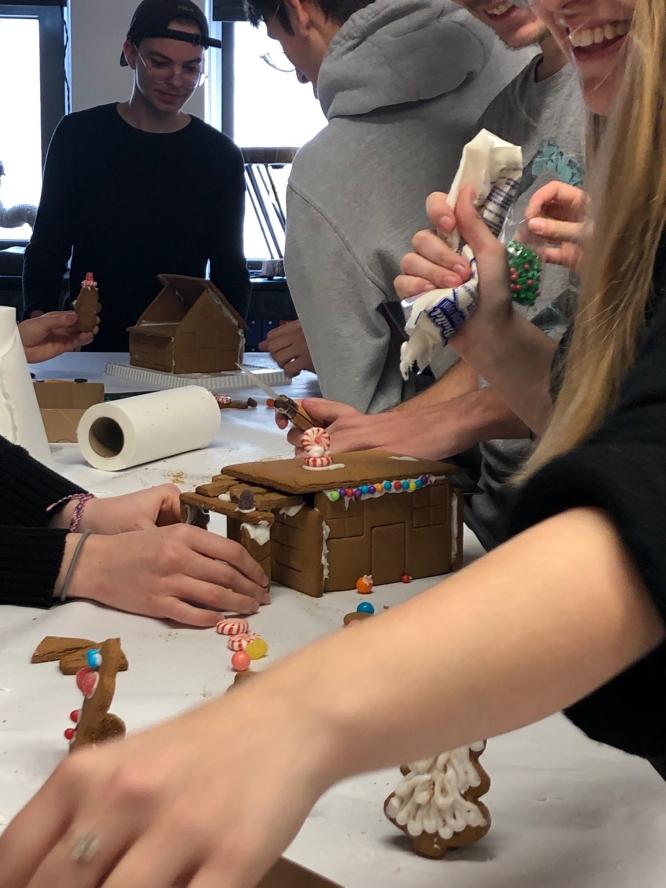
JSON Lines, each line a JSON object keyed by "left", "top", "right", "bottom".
{"left": 216, "top": 618, "right": 250, "bottom": 636}
{"left": 69, "top": 709, "right": 80, "bottom": 723}
{"left": 64, "top": 727, "right": 76, "bottom": 741}
{"left": 75, "top": 666, "right": 98, "bottom": 698}
{"left": 228, "top": 633, "right": 257, "bottom": 652}
{"left": 401, "top": 574, "right": 413, "bottom": 584}
{"left": 393, "top": 480, "right": 402, "bottom": 491}
{"left": 231, "top": 650, "right": 250, "bottom": 672}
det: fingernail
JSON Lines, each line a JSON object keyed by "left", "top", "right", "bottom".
{"left": 528, "top": 219, "right": 545, "bottom": 235}
{"left": 262, "top": 592, "right": 271, "bottom": 605}
{"left": 453, "top": 264, "right": 468, "bottom": 279}
{"left": 443, "top": 275, "right": 461, "bottom": 288}
{"left": 438, "top": 216, "right": 453, "bottom": 231}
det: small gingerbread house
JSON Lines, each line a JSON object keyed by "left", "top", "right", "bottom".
{"left": 127, "top": 274, "right": 246, "bottom": 374}
{"left": 180, "top": 451, "right": 464, "bottom": 597}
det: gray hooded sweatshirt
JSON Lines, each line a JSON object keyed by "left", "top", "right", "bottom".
{"left": 285, "top": 0, "right": 532, "bottom": 413}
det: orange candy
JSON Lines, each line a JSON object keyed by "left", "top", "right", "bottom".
{"left": 355, "top": 575, "right": 374, "bottom": 595}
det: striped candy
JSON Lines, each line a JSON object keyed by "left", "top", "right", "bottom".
{"left": 216, "top": 618, "right": 250, "bottom": 636}
{"left": 228, "top": 633, "right": 258, "bottom": 651}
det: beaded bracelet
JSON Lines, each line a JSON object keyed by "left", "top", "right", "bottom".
{"left": 46, "top": 493, "right": 96, "bottom": 532}
{"left": 58, "top": 531, "right": 92, "bottom": 603}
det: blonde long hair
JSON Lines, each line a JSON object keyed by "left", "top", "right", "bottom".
{"left": 523, "top": 0, "right": 666, "bottom": 477}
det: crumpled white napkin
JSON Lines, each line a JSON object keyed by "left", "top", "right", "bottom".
{"left": 400, "top": 130, "right": 523, "bottom": 378}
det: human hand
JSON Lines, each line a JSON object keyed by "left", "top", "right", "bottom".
{"left": 395, "top": 191, "right": 472, "bottom": 300}
{"left": 56, "top": 524, "right": 270, "bottom": 624}
{"left": 19, "top": 311, "right": 99, "bottom": 363}
{"left": 524, "top": 181, "right": 589, "bottom": 272}
{"left": 277, "top": 397, "right": 362, "bottom": 452}
{"left": 0, "top": 679, "right": 328, "bottom": 887}
{"left": 81, "top": 485, "right": 183, "bottom": 534}
{"left": 259, "top": 321, "right": 315, "bottom": 378}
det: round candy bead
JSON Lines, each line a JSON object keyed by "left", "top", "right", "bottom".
{"left": 231, "top": 650, "right": 251, "bottom": 672}
{"left": 415, "top": 478, "right": 423, "bottom": 489}
{"left": 408, "top": 481, "right": 417, "bottom": 492}
{"left": 401, "top": 480, "right": 410, "bottom": 491}
{"left": 357, "top": 601, "right": 375, "bottom": 615}
{"left": 393, "top": 481, "right": 402, "bottom": 491}
{"left": 328, "top": 490, "right": 341, "bottom": 502}
{"left": 401, "top": 574, "right": 413, "bottom": 584}
{"left": 345, "top": 488, "right": 355, "bottom": 498}
{"left": 64, "top": 727, "right": 76, "bottom": 741}
{"left": 355, "top": 575, "right": 374, "bottom": 595}
{"left": 383, "top": 481, "right": 392, "bottom": 492}
{"left": 86, "top": 648, "right": 102, "bottom": 669}
{"left": 216, "top": 618, "right": 250, "bottom": 636}
{"left": 69, "top": 709, "right": 80, "bottom": 723}
{"left": 375, "top": 483, "right": 383, "bottom": 493}
{"left": 246, "top": 637, "right": 269, "bottom": 660}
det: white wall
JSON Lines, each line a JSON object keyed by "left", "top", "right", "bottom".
{"left": 69, "top": 0, "right": 205, "bottom": 118}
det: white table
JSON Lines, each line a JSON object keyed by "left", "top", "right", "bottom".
{"left": 2, "top": 353, "right": 665, "bottom": 887}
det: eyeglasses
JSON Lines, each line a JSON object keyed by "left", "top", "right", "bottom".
{"left": 134, "top": 45, "right": 208, "bottom": 88}
{"left": 260, "top": 51, "right": 295, "bottom": 73}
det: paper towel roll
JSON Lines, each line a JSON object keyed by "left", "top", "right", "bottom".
{"left": 0, "top": 307, "right": 52, "bottom": 466}
{"left": 77, "top": 386, "right": 220, "bottom": 471}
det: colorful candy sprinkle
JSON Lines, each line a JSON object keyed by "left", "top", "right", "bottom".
{"left": 401, "top": 574, "right": 413, "bottom": 584}
{"left": 64, "top": 727, "right": 76, "bottom": 741}
{"left": 231, "top": 650, "right": 251, "bottom": 672}
{"left": 357, "top": 601, "right": 375, "bottom": 615}
{"left": 69, "top": 710, "right": 80, "bottom": 723}
{"left": 355, "top": 575, "right": 374, "bottom": 595}
{"left": 86, "top": 648, "right": 102, "bottom": 669}
{"left": 246, "top": 637, "right": 269, "bottom": 660}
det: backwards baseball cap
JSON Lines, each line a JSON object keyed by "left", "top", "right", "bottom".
{"left": 120, "top": 0, "right": 221, "bottom": 66}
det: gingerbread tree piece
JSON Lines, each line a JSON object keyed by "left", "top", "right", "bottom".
{"left": 69, "top": 638, "right": 126, "bottom": 750}
{"left": 384, "top": 741, "right": 490, "bottom": 859}
{"left": 31, "top": 635, "right": 128, "bottom": 674}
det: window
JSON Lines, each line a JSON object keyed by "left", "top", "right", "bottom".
{"left": 0, "top": 2, "right": 66, "bottom": 244}
{"left": 208, "top": 4, "right": 326, "bottom": 260}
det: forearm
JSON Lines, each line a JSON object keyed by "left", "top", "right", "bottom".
{"left": 392, "top": 358, "right": 479, "bottom": 413}
{"left": 455, "top": 312, "right": 557, "bottom": 434}
{"left": 260, "top": 507, "right": 664, "bottom": 785}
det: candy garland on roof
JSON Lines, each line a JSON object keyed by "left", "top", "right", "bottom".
{"left": 325, "top": 473, "right": 437, "bottom": 505}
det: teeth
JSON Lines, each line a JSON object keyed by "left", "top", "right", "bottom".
{"left": 487, "top": 1, "right": 513, "bottom": 16}
{"left": 568, "top": 20, "right": 630, "bottom": 48}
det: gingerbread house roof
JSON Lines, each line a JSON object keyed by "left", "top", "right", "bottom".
{"left": 221, "top": 451, "right": 457, "bottom": 496}
{"left": 127, "top": 274, "right": 246, "bottom": 338}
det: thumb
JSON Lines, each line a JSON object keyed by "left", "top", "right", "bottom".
{"left": 456, "top": 186, "right": 502, "bottom": 258}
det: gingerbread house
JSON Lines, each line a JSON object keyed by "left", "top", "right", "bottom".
{"left": 180, "top": 451, "right": 464, "bottom": 597}
{"left": 127, "top": 274, "right": 246, "bottom": 374}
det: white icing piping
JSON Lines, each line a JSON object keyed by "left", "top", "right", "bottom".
{"left": 321, "top": 520, "right": 330, "bottom": 581}
{"left": 241, "top": 521, "right": 271, "bottom": 547}
{"left": 279, "top": 503, "right": 304, "bottom": 518}
{"left": 218, "top": 492, "right": 231, "bottom": 501}
{"left": 386, "top": 742, "right": 487, "bottom": 840}
{"left": 389, "top": 455, "right": 419, "bottom": 461}
{"left": 302, "top": 462, "right": 346, "bottom": 472}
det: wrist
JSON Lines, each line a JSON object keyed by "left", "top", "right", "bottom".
{"left": 46, "top": 493, "right": 96, "bottom": 531}
{"left": 54, "top": 532, "right": 106, "bottom": 602}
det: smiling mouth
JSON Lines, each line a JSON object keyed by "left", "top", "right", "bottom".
{"left": 484, "top": 1, "right": 517, "bottom": 18}
{"left": 568, "top": 20, "right": 630, "bottom": 54}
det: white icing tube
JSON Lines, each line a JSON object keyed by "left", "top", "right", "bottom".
{"left": 77, "top": 386, "right": 220, "bottom": 471}
{"left": 0, "top": 307, "right": 52, "bottom": 466}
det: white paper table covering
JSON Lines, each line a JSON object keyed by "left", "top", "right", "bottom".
{"left": 2, "top": 353, "right": 665, "bottom": 887}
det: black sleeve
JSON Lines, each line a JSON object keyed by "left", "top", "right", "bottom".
{"left": 22, "top": 115, "right": 76, "bottom": 316}
{"left": 0, "top": 435, "right": 86, "bottom": 607}
{"left": 0, "top": 436, "right": 85, "bottom": 526}
{"left": 208, "top": 144, "right": 251, "bottom": 319}
{"left": 0, "top": 527, "right": 69, "bottom": 608}
{"left": 508, "top": 288, "right": 666, "bottom": 760}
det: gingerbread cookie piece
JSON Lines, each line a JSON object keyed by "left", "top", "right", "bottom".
{"left": 31, "top": 636, "right": 96, "bottom": 663}
{"left": 74, "top": 272, "right": 100, "bottom": 333}
{"left": 32, "top": 636, "right": 128, "bottom": 674}
{"left": 384, "top": 741, "right": 491, "bottom": 858}
{"left": 69, "top": 639, "right": 126, "bottom": 750}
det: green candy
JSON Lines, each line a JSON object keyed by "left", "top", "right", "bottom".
{"left": 507, "top": 240, "right": 542, "bottom": 307}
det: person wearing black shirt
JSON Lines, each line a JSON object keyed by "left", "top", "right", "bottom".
{"left": 23, "top": 0, "right": 250, "bottom": 351}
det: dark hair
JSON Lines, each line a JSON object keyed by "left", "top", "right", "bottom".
{"left": 244, "top": 0, "right": 376, "bottom": 34}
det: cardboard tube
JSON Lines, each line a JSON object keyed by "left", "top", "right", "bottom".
{"left": 77, "top": 386, "right": 220, "bottom": 471}
{"left": 0, "top": 307, "right": 52, "bottom": 465}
